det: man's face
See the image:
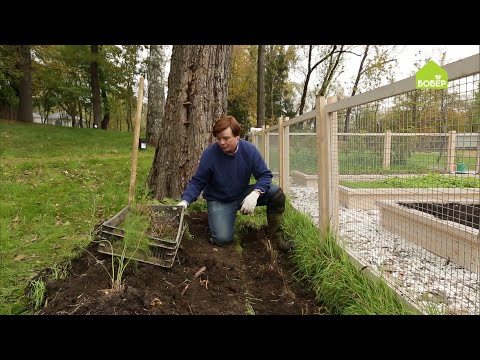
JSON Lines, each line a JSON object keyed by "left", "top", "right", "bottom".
{"left": 215, "top": 127, "right": 239, "bottom": 155}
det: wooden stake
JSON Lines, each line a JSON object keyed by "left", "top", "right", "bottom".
{"left": 128, "top": 76, "right": 144, "bottom": 206}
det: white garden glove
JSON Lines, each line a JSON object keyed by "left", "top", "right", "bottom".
{"left": 177, "top": 200, "right": 189, "bottom": 209}
{"left": 240, "top": 190, "right": 261, "bottom": 215}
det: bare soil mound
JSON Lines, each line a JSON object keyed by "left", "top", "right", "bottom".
{"left": 40, "top": 211, "right": 323, "bottom": 315}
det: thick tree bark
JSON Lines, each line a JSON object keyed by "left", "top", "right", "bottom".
{"left": 256, "top": 45, "right": 265, "bottom": 127}
{"left": 148, "top": 45, "right": 232, "bottom": 199}
{"left": 90, "top": 45, "right": 102, "bottom": 128}
{"left": 146, "top": 45, "right": 165, "bottom": 146}
{"left": 16, "top": 45, "right": 33, "bottom": 122}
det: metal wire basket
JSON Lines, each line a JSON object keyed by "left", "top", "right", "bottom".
{"left": 97, "top": 205, "right": 186, "bottom": 268}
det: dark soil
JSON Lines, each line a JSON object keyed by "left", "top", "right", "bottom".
{"left": 399, "top": 202, "right": 479, "bottom": 230}
{"left": 39, "top": 211, "right": 324, "bottom": 315}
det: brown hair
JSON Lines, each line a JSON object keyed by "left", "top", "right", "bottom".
{"left": 212, "top": 115, "right": 241, "bottom": 137}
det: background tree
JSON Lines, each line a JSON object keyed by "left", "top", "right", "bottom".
{"left": 257, "top": 45, "right": 265, "bottom": 127}
{"left": 297, "top": 45, "right": 338, "bottom": 115}
{"left": 119, "top": 45, "right": 145, "bottom": 131}
{"left": 264, "top": 45, "right": 296, "bottom": 123}
{"left": 343, "top": 45, "right": 370, "bottom": 134}
{"left": 146, "top": 45, "right": 166, "bottom": 146}
{"left": 148, "top": 45, "right": 233, "bottom": 199}
{"left": 340, "top": 45, "right": 398, "bottom": 134}
{"left": 1, "top": 45, "right": 145, "bottom": 129}
{"left": 15, "top": 45, "right": 33, "bottom": 122}
{"left": 52, "top": 45, "right": 91, "bottom": 127}
{"left": 228, "top": 45, "right": 257, "bottom": 135}
{"left": 317, "top": 45, "right": 345, "bottom": 97}
{"left": 90, "top": 45, "right": 102, "bottom": 128}
{"left": 31, "top": 46, "right": 56, "bottom": 123}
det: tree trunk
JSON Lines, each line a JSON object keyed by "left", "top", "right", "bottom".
{"left": 146, "top": 45, "right": 166, "bottom": 146}
{"left": 101, "top": 87, "right": 110, "bottom": 129}
{"left": 148, "top": 45, "right": 233, "bottom": 199}
{"left": 344, "top": 45, "right": 369, "bottom": 134}
{"left": 318, "top": 45, "right": 343, "bottom": 97}
{"left": 78, "top": 101, "right": 84, "bottom": 128}
{"left": 126, "top": 100, "right": 132, "bottom": 131}
{"left": 298, "top": 45, "right": 315, "bottom": 116}
{"left": 16, "top": 45, "right": 33, "bottom": 122}
{"left": 90, "top": 45, "right": 102, "bottom": 128}
{"left": 299, "top": 45, "right": 337, "bottom": 115}
{"left": 256, "top": 45, "right": 265, "bottom": 127}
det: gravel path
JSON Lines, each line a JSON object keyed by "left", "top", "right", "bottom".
{"left": 289, "top": 182, "right": 480, "bottom": 315}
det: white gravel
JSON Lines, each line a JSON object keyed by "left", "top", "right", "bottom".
{"left": 288, "top": 181, "right": 480, "bottom": 315}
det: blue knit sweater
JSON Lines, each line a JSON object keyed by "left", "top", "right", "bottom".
{"left": 181, "top": 139, "right": 272, "bottom": 204}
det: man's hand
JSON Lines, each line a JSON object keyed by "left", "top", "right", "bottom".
{"left": 177, "top": 200, "right": 189, "bottom": 209}
{"left": 240, "top": 190, "right": 260, "bottom": 215}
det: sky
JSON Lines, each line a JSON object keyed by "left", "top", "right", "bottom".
{"left": 337, "top": 45, "right": 479, "bottom": 87}
{"left": 394, "top": 45, "right": 479, "bottom": 78}
{"left": 146, "top": 45, "right": 479, "bottom": 102}
{"left": 160, "top": 44, "right": 479, "bottom": 85}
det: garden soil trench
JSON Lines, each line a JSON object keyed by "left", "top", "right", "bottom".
{"left": 40, "top": 211, "right": 323, "bottom": 315}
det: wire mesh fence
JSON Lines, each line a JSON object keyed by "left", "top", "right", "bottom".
{"left": 253, "top": 55, "right": 479, "bottom": 314}
{"left": 334, "top": 76, "right": 479, "bottom": 314}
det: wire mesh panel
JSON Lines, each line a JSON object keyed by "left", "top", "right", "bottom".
{"left": 287, "top": 118, "right": 319, "bottom": 223}
{"left": 251, "top": 57, "right": 479, "bottom": 314}
{"left": 268, "top": 130, "right": 280, "bottom": 184}
{"left": 289, "top": 124, "right": 317, "bottom": 175}
{"left": 335, "top": 74, "right": 480, "bottom": 315}
{"left": 256, "top": 132, "right": 264, "bottom": 159}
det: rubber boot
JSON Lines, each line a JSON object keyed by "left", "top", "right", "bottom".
{"left": 266, "top": 188, "right": 291, "bottom": 252}
{"left": 267, "top": 212, "right": 291, "bottom": 252}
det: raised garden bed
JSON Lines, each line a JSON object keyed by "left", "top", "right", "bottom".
{"left": 377, "top": 200, "right": 479, "bottom": 273}
{"left": 340, "top": 187, "right": 479, "bottom": 209}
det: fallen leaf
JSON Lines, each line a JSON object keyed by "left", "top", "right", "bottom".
{"left": 14, "top": 254, "right": 28, "bottom": 261}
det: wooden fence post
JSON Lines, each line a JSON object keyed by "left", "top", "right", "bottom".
{"left": 383, "top": 130, "right": 392, "bottom": 170}
{"left": 327, "top": 96, "right": 338, "bottom": 234}
{"left": 128, "top": 76, "right": 144, "bottom": 206}
{"left": 264, "top": 125, "right": 270, "bottom": 167}
{"left": 278, "top": 116, "right": 284, "bottom": 189}
{"left": 283, "top": 117, "right": 290, "bottom": 195}
{"left": 316, "top": 96, "right": 330, "bottom": 236}
{"left": 261, "top": 125, "right": 266, "bottom": 159}
{"left": 476, "top": 143, "right": 480, "bottom": 174}
{"left": 447, "top": 130, "right": 456, "bottom": 172}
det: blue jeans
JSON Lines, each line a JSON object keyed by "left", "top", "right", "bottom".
{"left": 207, "top": 184, "right": 281, "bottom": 245}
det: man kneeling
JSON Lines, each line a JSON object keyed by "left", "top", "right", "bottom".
{"left": 177, "top": 115, "right": 291, "bottom": 252}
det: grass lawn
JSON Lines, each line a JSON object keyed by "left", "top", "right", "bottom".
{"left": 0, "top": 120, "right": 155, "bottom": 314}
{"left": 340, "top": 173, "right": 479, "bottom": 189}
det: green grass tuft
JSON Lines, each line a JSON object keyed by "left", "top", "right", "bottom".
{"left": 283, "top": 201, "right": 417, "bottom": 315}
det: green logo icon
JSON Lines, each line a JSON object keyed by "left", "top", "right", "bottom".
{"left": 416, "top": 60, "right": 448, "bottom": 89}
